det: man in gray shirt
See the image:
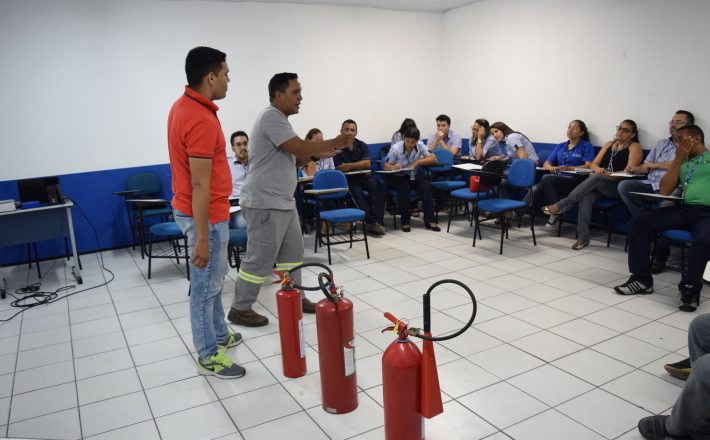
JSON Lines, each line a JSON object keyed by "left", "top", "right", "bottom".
{"left": 228, "top": 72, "right": 353, "bottom": 327}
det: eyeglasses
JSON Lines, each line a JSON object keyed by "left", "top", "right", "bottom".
{"left": 616, "top": 126, "right": 633, "bottom": 134}
{"left": 234, "top": 142, "right": 248, "bottom": 147}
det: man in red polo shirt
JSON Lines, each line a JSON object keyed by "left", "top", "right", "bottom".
{"left": 167, "top": 46, "right": 244, "bottom": 379}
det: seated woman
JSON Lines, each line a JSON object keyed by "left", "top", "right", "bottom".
{"left": 383, "top": 127, "right": 439, "bottom": 232}
{"left": 489, "top": 122, "right": 540, "bottom": 165}
{"left": 538, "top": 120, "right": 595, "bottom": 224}
{"left": 391, "top": 118, "right": 417, "bottom": 146}
{"left": 543, "top": 119, "right": 643, "bottom": 249}
{"left": 471, "top": 118, "right": 500, "bottom": 162}
{"left": 302, "top": 128, "right": 335, "bottom": 176}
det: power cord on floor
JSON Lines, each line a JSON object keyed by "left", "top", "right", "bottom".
{"left": 0, "top": 199, "right": 115, "bottom": 322}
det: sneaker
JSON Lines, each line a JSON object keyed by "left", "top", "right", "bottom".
{"left": 218, "top": 328, "right": 243, "bottom": 349}
{"left": 614, "top": 276, "right": 654, "bottom": 295}
{"left": 228, "top": 308, "right": 269, "bottom": 327}
{"left": 679, "top": 289, "right": 699, "bottom": 312}
{"left": 637, "top": 415, "right": 678, "bottom": 440}
{"left": 366, "top": 223, "right": 386, "bottom": 235}
{"left": 302, "top": 298, "right": 316, "bottom": 314}
{"left": 664, "top": 358, "right": 691, "bottom": 380}
{"left": 197, "top": 347, "right": 246, "bottom": 379}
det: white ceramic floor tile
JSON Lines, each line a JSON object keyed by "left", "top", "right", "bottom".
{"left": 475, "top": 316, "right": 541, "bottom": 342}
{"left": 548, "top": 318, "right": 619, "bottom": 346}
{"left": 15, "top": 341, "right": 72, "bottom": 371}
{"left": 426, "top": 400, "right": 498, "bottom": 440}
{"left": 241, "top": 411, "right": 330, "bottom": 440}
{"left": 72, "top": 331, "right": 127, "bottom": 359}
{"left": 626, "top": 321, "right": 689, "bottom": 352}
{"left": 557, "top": 388, "right": 652, "bottom": 439}
{"left": 584, "top": 307, "right": 652, "bottom": 333}
{"left": 7, "top": 407, "right": 81, "bottom": 440}
{"left": 482, "top": 292, "right": 539, "bottom": 314}
{"left": 615, "top": 296, "right": 679, "bottom": 320}
{"left": 439, "top": 328, "right": 503, "bottom": 358}
{"left": 0, "top": 374, "right": 12, "bottom": 399}
{"left": 222, "top": 383, "right": 301, "bottom": 429}
{"left": 69, "top": 303, "right": 117, "bottom": 324}
{"left": 77, "top": 368, "right": 143, "bottom": 405}
{"left": 146, "top": 376, "right": 217, "bottom": 417}
{"left": 507, "top": 364, "right": 594, "bottom": 406}
{"left": 9, "top": 382, "right": 77, "bottom": 423}
{"left": 546, "top": 295, "right": 607, "bottom": 317}
{"left": 155, "top": 401, "right": 237, "bottom": 440}
{"left": 468, "top": 343, "right": 546, "bottom": 380}
{"left": 74, "top": 347, "right": 134, "bottom": 380}
{"left": 458, "top": 381, "right": 548, "bottom": 429}
{"left": 12, "top": 359, "right": 75, "bottom": 395}
{"left": 0, "top": 336, "right": 19, "bottom": 356}
{"left": 123, "top": 321, "right": 179, "bottom": 346}
{"left": 85, "top": 420, "right": 160, "bottom": 440}
{"left": 282, "top": 372, "right": 323, "bottom": 409}
{"left": 71, "top": 316, "right": 122, "bottom": 341}
{"left": 511, "top": 330, "right": 584, "bottom": 362}
{"left": 118, "top": 308, "right": 169, "bottom": 330}
{"left": 80, "top": 391, "right": 152, "bottom": 437}
{"left": 129, "top": 336, "right": 189, "bottom": 366}
{"left": 306, "top": 392, "right": 384, "bottom": 440}
{"left": 511, "top": 304, "right": 576, "bottom": 329}
{"left": 0, "top": 396, "right": 8, "bottom": 426}
{"left": 136, "top": 353, "right": 200, "bottom": 389}
{"left": 592, "top": 335, "right": 670, "bottom": 368}
{"left": 437, "top": 358, "right": 500, "bottom": 398}
{"left": 18, "top": 325, "right": 71, "bottom": 351}
{"left": 552, "top": 348, "right": 636, "bottom": 386}
{"left": 601, "top": 369, "right": 682, "bottom": 414}
{"left": 504, "top": 409, "right": 605, "bottom": 440}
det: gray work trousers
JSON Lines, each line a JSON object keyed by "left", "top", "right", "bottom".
{"left": 666, "top": 314, "right": 710, "bottom": 437}
{"left": 231, "top": 207, "right": 304, "bottom": 310}
{"left": 555, "top": 173, "right": 621, "bottom": 242}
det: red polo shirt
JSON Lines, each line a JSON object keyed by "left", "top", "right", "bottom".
{"left": 167, "top": 86, "right": 231, "bottom": 224}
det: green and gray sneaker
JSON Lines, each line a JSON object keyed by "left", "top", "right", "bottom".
{"left": 218, "top": 328, "right": 243, "bottom": 349}
{"left": 197, "top": 347, "right": 246, "bottom": 379}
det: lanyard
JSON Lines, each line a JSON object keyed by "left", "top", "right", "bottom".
{"left": 682, "top": 151, "right": 707, "bottom": 195}
{"left": 607, "top": 140, "right": 631, "bottom": 172}
{"left": 402, "top": 146, "right": 418, "bottom": 167}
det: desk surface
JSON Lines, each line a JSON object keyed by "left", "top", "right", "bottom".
{"left": 0, "top": 200, "right": 74, "bottom": 217}
{"left": 628, "top": 191, "right": 683, "bottom": 202}
{"left": 298, "top": 169, "right": 370, "bottom": 183}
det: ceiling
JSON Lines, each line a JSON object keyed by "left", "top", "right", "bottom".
{"left": 195, "top": 0, "right": 479, "bottom": 13}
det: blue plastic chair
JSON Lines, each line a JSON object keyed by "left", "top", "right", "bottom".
{"left": 428, "top": 150, "right": 467, "bottom": 223}
{"left": 447, "top": 160, "right": 505, "bottom": 234}
{"left": 124, "top": 172, "right": 172, "bottom": 258}
{"left": 228, "top": 228, "right": 247, "bottom": 270}
{"left": 475, "top": 159, "right": 537, "bottom": 254}
{"left": 147, "top": 221, "right": 189, "bottom": 280}
{"left": 312, "top": 170, "right": 370, "bottom": 264}
{"left": 661, "top": 229, "right": 694, "bottom": 273}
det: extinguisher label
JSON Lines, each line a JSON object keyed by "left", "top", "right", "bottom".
{"left": 343, "top": 340, "right": 355, "bottom": 376}
{"left": 298, "top": 319, "right": 305, "bottom": 359}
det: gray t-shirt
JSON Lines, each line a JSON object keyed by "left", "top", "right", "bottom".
{"left": 240, "top": 105, "right": 298, "bottom": 210}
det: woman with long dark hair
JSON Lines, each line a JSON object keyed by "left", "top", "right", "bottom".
{"left": 489, "top": 121, "right": 540, "bottom": 165}
{"left": 391, "top": 118, "right": 417, "bottom": 145}
{"left": 471, "top": 118, "right": 500, "bottom": 161}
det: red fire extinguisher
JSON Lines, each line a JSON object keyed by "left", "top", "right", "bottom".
{"left": 315, "top": 272, "right": 358, "bottom": 414}
{"left": 275, "top": 263, "right": 337, "bottom": 379}
{"left": 381, "top": 279, "right": 477, "bottom": 440}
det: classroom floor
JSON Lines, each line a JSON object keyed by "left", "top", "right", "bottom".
{"left": 0, "top": 216, "right": 708, "bottom": 440}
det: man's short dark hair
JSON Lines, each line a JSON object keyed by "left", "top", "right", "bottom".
{"left": 342, "top": 119, "right": 357, "bottom": 127}
{"left": 185, "top": 46, "right": 226, "bottom": 87}
{"left": 676, "top": 110, "right": 695, "bottom": 125}
{"left": 677, "top": 124, "right": 705, "bottom": 144}
{"left": 436, "top": 114, "right": 451, "bottom": 126}
{"left": 269, "top": 73, "right": 298, "bottom": 101}
{"left": 230, "top": 130, "right": 249, "bottom": 146}
{"left": 404, "top": 127, "right": 420, "bottom": 141}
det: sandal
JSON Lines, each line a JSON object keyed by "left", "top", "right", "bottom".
{"left": 542, "top": 205, "right": 560, "bottom": 216}
{"left": 572, "top": 240, "right": 589, "bottom": 250}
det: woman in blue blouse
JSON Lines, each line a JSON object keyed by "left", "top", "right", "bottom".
{"left": 489, "top": 122, "right": 540, "bottom": 165}
{"left": 538, "top": 120, "right": 595, "bottom": 223}
{"left": 471, "top": 118, "right": 500, "bottom": 162}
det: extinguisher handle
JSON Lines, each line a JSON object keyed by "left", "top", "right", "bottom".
{"left": 317, "top": 272, "right": 338, "bottom": 303}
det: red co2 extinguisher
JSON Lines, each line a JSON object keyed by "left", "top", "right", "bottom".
{"left": 381, "top": 279, "right": 477, "bottom": 440}
{"left": 315, "top": 272, "right": 358, "bottom": 414}
{"left": 275, "top": 262, "right": 335, "bottom": 379}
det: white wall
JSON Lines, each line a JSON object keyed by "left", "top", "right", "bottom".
{"left": 0, "top": 0, "right": 442, "bottom": 180}
{"left": 442, "top": 0, "right": 710, "bottom": 147}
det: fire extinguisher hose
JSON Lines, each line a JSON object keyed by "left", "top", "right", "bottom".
{"left": 284, "top": 262, "right": 334, "bottom": 291}
{"left": 417, "top": 279, "right": 477, "bottom": 342}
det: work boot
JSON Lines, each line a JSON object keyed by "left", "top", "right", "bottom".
{"left": 678, "top": 282, "right": 700, "bottom": 312}
{"left": 228, "top": 308, "right": 269, "bottom": 327}
{"left": 664, "top": 358, "right": 691, "bottom": 380}
{"left": 366, "top": 222, "right": 386, "bottom": 235}
{"left": 302, "top": 298, "right": 316, "bottom": 314}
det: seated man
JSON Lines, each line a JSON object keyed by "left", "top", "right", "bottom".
{"left": 383, "top": 127, "right": 439, "bottom": 232}
{"left": 427, "top": 114, "right": 462, "bottom": 157}
{"left": 614, "top": 124, "right": 710, "bottom": 312}
{"left": 228, "top": 130, "right": 249, "bottom": 229}
{"left": 637, "top": 313, "right": 710, "bottom": 439}
{"left": 333, "top": 119, "right": 387, "bottom": 235}
{"left": 618, "top": 110, "right": 695, "bottom": 273}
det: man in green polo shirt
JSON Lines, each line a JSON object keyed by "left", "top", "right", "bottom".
{"left": 614, "top": 124, "right": 710, "bottom": 312}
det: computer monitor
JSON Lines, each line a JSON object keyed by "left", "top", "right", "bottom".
{"left": 17, "top": 176, "right": 60, "bottom": 204}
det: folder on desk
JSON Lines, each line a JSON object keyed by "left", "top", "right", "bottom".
{"left": 0, "top": 200, "right": 16, "bottom": 212}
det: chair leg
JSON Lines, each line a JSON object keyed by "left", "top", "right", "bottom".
{"left": 148, "top": 237, "right": 154, "bottom": 279}
{"left": 606, "top": 209, "right": 613, "bottom": 247}
{"left": 32, "top": 243, "right": 41, "bottom": 279}
{"left": 499, "top": 216, "right": 505, "bottom": 255}
{"left": 530, "top": 207, "right": 537, "bottom": 246}
{"left": 363, "top": 222, "right": 370, "bottom": 260}
{"left": 446, "top": 200, "right": 454, "bottom": 233}
{"left": 326, "top": 222, "right": 332, "bottom": 265}
{"left": 681, "top": 243, "right": 686, "bottom": 274}
{"left": 314, "top": 218, "right": 320, "bottom": 253}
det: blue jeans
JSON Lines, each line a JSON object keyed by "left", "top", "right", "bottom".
{"left": 173, "top": 208, "right": 229, "bottom": 359}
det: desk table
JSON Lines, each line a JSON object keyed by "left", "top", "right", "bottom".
{"left": 0, "top": 201, "right": 83, "bottom": 295}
